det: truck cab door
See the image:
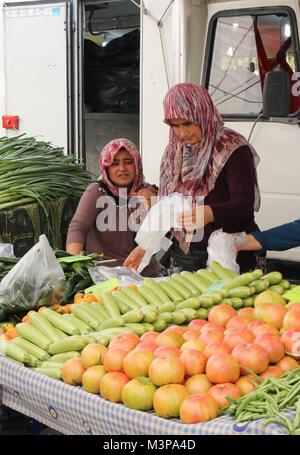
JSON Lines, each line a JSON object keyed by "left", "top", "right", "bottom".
{"left": 203, "top": 3, "right": 300, "bottom": 263}
{"left": 2, "top": 1, "right": 72, "bottom": 154}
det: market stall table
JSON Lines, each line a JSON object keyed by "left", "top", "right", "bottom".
{"left": 0, "top": 356, "right": 293, "bottom": 435}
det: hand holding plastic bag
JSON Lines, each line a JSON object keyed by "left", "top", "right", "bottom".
{"left": 207, "top": 229, "right": 248, "bottom": 274}
{"left": 134, "top": 193, "right": 192, "bottom": 273}
{"left": 0, "top": 235, "right": 65, "bottom": 320}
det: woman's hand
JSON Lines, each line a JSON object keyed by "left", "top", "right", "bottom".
{"left": 123, "top": 246, "right": 146, "bottom": 270}
{"left": 136, "top": 188, "right": 157, "bottom": 210}
{"left": 176, "top": 205, "right": 214, "bottom": 231}
{"left": 236, "top": 234, "right": 262, "bottom": 251}
{"left": 66, "top": 242, "right": 84, "bottom": 255}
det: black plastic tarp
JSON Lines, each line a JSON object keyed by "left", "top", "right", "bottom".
{"left": 84, "top": 29, "right": 140, "bottom": 113}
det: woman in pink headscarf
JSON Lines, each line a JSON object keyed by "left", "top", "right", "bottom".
{"left": 66, "top": 138, "right": 161, "bottom": 275}
{"left": 125, "top": 83, "right": 261, "bottom": 273}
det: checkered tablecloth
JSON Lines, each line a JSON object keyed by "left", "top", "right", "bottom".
{"left": 0, "top": 355, "right": 291, "bottom": 435}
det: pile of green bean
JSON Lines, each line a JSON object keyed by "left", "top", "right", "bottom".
{"left": 221, "top": 367, "right": 300, "bottom": 434}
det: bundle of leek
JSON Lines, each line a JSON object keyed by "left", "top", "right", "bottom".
{"left": 0, "top": 135, "right": 91, "bottom": 247}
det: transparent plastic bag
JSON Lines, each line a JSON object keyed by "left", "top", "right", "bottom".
{"left": 89, "top": 265, "right": 144, "bottom": 287}
{"left": 0, "top": 235, "right": 65, "bottom": 316}
{"left": 0, "top": 243, "right": 15, "bottom": 258}
{"left": 207, "top": 229, "right": 248, "bottom": 274}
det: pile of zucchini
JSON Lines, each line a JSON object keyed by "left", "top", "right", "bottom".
{"left": 0, "top": 261, "right": 292, "bottom": 380}
{"left": 0, "top": 256, "right": 19, "bottom": 280}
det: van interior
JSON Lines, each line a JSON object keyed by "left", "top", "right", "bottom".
{"left": 82, "top": 0, "right": 140, "bottom": 178}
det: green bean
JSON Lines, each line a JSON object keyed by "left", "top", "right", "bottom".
{"left": 235, "top": 392, "right": 266, "bottom": 415}
{"left": 237, "top": 364, "right": 261, "bottom": 381}
{"left": 239, "top": 412, "right": 269, "bottom": 421}
{"left": 285, "top": 367, "right": 300, "bottom": 380}
{"left": 255, "top": 413, "right": 270, "bottom": 420}
{"left": 279, "top": 385, "right": 300, "bottom": 409}
{"left": 281, "top": 415, "right": 296, "bottom": 434}
{"left": 277, "top": 382, "right": 291, "bottom": 392}
{"left": 248, "top": 401, "right": 268, "bottom": 407}
{"left": 223, "top": 368, "right": 300, "bottom": 429}
{"left": 266, "top": 380, "right": 279, "bottom": 390}
{"left": 236, "top": 412, "right": 255, "bottom": 422}
{"left": 237, "top": 412, "right": 252, "bottom": 423}
{"left": 246, "top": 403, "right": 266, "bottom": 412}
{"left": 289, "top": 377, "right": 300, "bottom": 386}
{"left": 265, "top": 401, "right": 278, "bottom": 417}
{"left": 293, "top": 396, "right": 300, "bottom": 429}
{"left": 263, "top": 416, "right": 290, "bottom": 433}
{"left": 267, "top": 394, "right": 280, "bottom": 410}
{"left": 276, "top": 390, "right": 289, "bottom": 402}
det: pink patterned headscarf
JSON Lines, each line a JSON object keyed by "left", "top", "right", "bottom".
{"left": 160, "top": 83, "right": 260, "bottom": 209}
{"left": 99, "top": 138, "right": 147, "bottom": 197}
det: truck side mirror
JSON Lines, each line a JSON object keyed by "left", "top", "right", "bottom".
{"left": 263, "top": 70, "right": 291, "bottom": 117}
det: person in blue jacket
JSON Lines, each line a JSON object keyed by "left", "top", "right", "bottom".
{"left": 237, "top": 219, "right": 300, "bottom": 252}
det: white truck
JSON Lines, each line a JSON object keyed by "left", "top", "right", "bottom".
{"left": 0, "top": 0, "right": 300, "bottom": 272}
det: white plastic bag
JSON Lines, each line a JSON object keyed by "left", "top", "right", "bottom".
{"left": 207, "top": 229, "right": 248, "bottom": 274}
{"left": 0, "top": 243, "right": 15, "bottom": 258}
{"left": 0, "top": 235, "right": 65, "bottom": 316}
{"left": 135, "top": 193, "right": 192, "bottom": 273}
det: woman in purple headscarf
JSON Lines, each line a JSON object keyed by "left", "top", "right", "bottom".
{"left": 66, "top": 138, "right": 161, "bottom": 275}
{"left": 125, "top": 83, "right": 261, "bottom": 273}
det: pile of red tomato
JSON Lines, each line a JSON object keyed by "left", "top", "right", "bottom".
{"left": 62, "top": 300, "right": 300, "bottom": 424}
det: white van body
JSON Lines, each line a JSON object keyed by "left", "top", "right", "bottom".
{"left": 142, "top": 0, "right": 300, "bottom": 265}
{"left": 0, "top": 0, "right": 300, "bottom": 265}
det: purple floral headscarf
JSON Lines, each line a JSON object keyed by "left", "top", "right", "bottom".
{"left": 99, "top": 138, "right": 146, "bottom": 197}
{"left": 160, "top": 83, "right": 260, "bottom": 210}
